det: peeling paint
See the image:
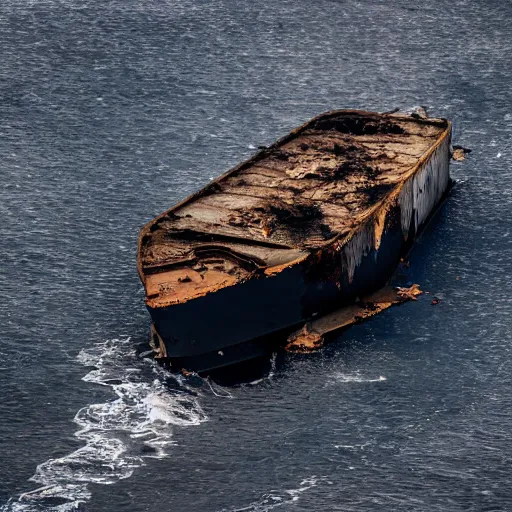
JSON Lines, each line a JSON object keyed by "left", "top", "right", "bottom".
{"left": 285, "top": 285, "right": 423, "bottom": 353}
{"left": 412, "top": 136, "right": 451, "bottom": 230}
{"left": 138, "top": 110, "right": 450, "bottom": 309}
{"left": 342, "top": 222, "right": 374, "bottom": 284}
{"left": 398, "top": 178, "right": 414, "bottom": 239}
{"left": 373, "top": 206, "right": 388, "bottom": 251}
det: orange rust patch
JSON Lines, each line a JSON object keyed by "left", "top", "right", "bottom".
{"left": 149, "top": 323, "right": 167, "bottom": 358}
{"left": 285, "top": 285, "right": 423, "bottom": 353}
{"left": 285, "top": 323, "right": 324, "bottom": 352}
{"left": 451, "top": 145, "right": 471, "bottom": 161}
{"left": 138, "top": 110, "right": 449, "bottom": 307}
{"left": 373, "top": 206, "right": 388, "bottom": 250}
{"left": 146, "top": 262, "right": 249, "bottom": 307}
{"left": 396, "top": 283, "right": 422, "bottom": 301}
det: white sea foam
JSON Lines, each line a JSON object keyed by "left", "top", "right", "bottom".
{"left": 205, "top": 377, "right": 234, "bottom": 398}
{"left": 3, "top": 337, "right": 207, "bottom": 512}
{"left": 327, "top": 371, "right": 387, "bottom": 385}
{"left": 334, "top": 441, "right": 373, "bottom": 450}
{"left": 220, "top": 476, "right": 332, "bottom": 512}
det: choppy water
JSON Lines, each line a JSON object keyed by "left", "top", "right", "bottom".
{"left": 1, "top": 0, "right": 512, "bottom": 510}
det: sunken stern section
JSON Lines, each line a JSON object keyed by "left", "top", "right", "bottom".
{"left": 138, "top": 110, "right": 451, "bottom": 372}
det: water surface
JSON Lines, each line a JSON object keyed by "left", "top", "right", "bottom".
{"left": 1, "top": 0, "right": 512, "bottom": 510}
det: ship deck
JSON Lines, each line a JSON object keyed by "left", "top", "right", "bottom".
{"left": 138, "top": 110, "right": 449, "bottom": 307}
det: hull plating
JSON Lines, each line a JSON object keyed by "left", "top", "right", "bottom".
{"left": 139, "top": 111, "right": 452, "bottom": 372}
{"left": 148, "top": 133, "right": 451, "bottom": 371}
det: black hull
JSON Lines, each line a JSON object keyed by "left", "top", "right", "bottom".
{"left": 144, "top": 119, "right": 452, "bottom": 373}
{"left": 148, "top": 192, "right": 448, "bottom": 373}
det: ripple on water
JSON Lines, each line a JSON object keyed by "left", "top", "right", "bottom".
{"left": 326, "top": 371, "right": 388, "bottom": 385}
{"left": 218, "top": 476, "right": 333, "bottom": 512}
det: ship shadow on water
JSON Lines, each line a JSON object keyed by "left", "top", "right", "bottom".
{"left": 136, "top": 338, "right": 282, "bottom": 387}
{"left": 136, "top": 324, "right": 384, "bottom": 388}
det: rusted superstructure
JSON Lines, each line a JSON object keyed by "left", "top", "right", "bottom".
{"left": 138, "top": 110, "right": 451, "bottom": 372}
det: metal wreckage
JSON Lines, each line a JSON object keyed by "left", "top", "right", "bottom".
{"left": 137, "top": 109, "right": 459, "bottom": 373}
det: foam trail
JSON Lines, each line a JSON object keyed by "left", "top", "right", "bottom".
{"left": 219, "top": 476, "right": 333, "bottom": 511}
{"left": 326, "top": 370, "right": 387, "bottom": 385}
{"left": 2, "top": 337, "right": 207, "bottom": 512}
{"left": 205, "top": 377, "right": 234, "bottom": 398}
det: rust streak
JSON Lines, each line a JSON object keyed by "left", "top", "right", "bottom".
{"left": 137, "top": 110, "right": 450, "bottom": 307}
{"left": 285, "top": 285, "right": 423, "bottom": 352}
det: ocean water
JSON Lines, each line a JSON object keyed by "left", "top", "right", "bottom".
{"left": 1, "top": 0, "right": 512, "bottom": 510}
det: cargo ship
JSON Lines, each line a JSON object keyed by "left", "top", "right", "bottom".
{"left": 137, "top": 109, "right": 451, "bottom": 372}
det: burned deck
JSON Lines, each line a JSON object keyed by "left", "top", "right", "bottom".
{"left": 139, "top": 110, "right": 449, "bottom": 309}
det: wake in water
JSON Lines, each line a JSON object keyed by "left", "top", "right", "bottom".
{"left": 2, "top": 337, "right": 207, "bottom": 512}
{"left": 325, "top": 370, "right": 387, "bottom": 385}
{"left": 219, "top": 476, "right": 333, "bottom": 512}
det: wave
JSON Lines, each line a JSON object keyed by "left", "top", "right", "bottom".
{"left": 219, "top": 476, "right": 333, "bottom": 512}
{"left": 327, "top": 371, "right": 387, "bottom": 384}
{"left": 2, "top": 337, "right": 207, "bottom": 512}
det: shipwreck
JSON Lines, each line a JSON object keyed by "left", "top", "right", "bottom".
{"left": 137, "top": 109, "right": 452, "bottom": 372}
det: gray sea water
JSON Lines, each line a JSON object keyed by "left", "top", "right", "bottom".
{"left": 1, "top": 0, "right": 512, "bottom": 510}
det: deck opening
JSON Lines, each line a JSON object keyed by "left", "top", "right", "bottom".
{"left": 313, "top": 114, "right": 406, "bottom": 135}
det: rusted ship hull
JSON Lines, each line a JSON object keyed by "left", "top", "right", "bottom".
{"left": 139, "top": 110, "right": 451, "bottom": 373}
